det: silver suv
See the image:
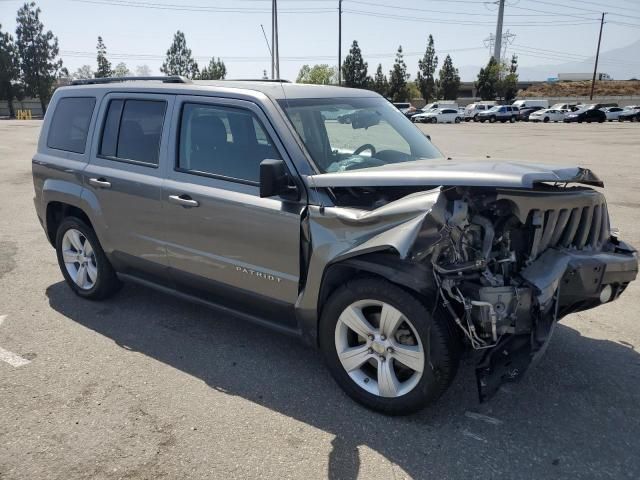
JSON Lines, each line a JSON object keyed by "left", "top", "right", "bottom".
{"left": 33, "top": 77, "right": 638, "bottom": 415}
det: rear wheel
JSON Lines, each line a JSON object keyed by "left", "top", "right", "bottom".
{"left": 455, "top": 117, "right": 461, "bottom": 123}
{"left": 55, "top": 217, "right": 121, "bottom": 300}
{"left": 320, "top": 277, "right": 459, "bottom": 415}
{"left": 543, "top": 117, "right": 550, "bottom": 123}
{"left": 509, "top": 116, "right": 516, "bottom": 123}
{"left": 489, "top": 115, "right": 496, "bottom": 123}
{"left": 473, "top": 115, "right": 480, "bottom": 122}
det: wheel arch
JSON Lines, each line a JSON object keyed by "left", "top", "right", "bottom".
{"left": 307, "top": 252, "right": 437, "bottom": 347}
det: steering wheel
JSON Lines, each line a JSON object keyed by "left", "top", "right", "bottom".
{"left": 353, "top": 143, "right": 376, "bottom": 156}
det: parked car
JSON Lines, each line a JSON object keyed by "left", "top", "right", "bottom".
{"left": 422, "top": 101, "right": 458, "bottom": 112}
{"left": 393, "top": 102, "right": 416, "bottom": 117}
{"left": 550, "top": 103, "right": 577, "bottom": 111}
{"left": 529, "top": 108, "right": 568, "bottom": 123}
{"left": 512, "top": 99, "right": 548, "bottom": 109}
{"left": 476, "top": 105, "right": 519, "bottom": 123}
{"left": 518, "top": 105, "right": 544, "bottom": 121}
{"left": 618, "top": 106, "right": 640, "bottom": 122}
{"left": 464, "top": 102, "right": 494, "bottom": 122}
{"left": 563, "top": 106, "right": 607, "bottom": 123}
{"left": 411, "top": 107, "right": 462, "bottom": 124}
{"left": 33, "top": 77, "right": 637, "bottom": 415}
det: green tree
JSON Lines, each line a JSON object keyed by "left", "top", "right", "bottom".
{"left": 342, "top": 40, "right": 368, "bottom": 88}
{"left": 0, "top": 23, "right": 22, "bottom": 118}
{"left": 112, "top": 62, "right": 131, "bottom": 77}
{"left": 95, "top": 36, "right": 112, "bottom": 78}
{"left": 72, "top": 65, "right": 94, "bottom": 80}
{"left": 475, "top": 56, "right": 500, "bottom": 100}
{"left": 388, "top": 46, "right": 409, "bottom": 102}
{"left": 497, "top": 54, "right": 519, "bottom": 103}
{"left": 416, "top": 35, "right": 438, "bottom": 103}
{"left": 161, "top": 30, "right": 199, "bottom": 78}
{"left": 438, "top": 54, "right": 460, "bottom": 100}
{"left": 296, "top": 64, "right": 337, "bottom": 85}
{"left": 371, "top": 63, "right": 388, "bottom": 96}
{"left": 15, "top": 2, "right": 63, "bottom": 114}
{"left": 199, "top": 57, "right": 226, "bottom": 80}
{"left": 135, "top": 64, "right": 151, "bottom": 77}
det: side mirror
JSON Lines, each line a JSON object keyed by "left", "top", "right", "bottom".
{"left": 260, "top": 159, "right": 297, "bottom": 199}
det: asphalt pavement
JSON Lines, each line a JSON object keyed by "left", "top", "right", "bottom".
{"left": 1, "top": 120, "right": 639, "bottom": 479}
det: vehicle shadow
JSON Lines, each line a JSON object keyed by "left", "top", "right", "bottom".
{"left": 46, "top": 281, "right": 640, "bottom": 479}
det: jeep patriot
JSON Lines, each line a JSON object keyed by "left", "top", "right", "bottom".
{"left": 32, "top": 77, "right": 638, "bottom": 415}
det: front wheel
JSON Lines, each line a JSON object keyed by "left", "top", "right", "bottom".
{"left": 455, "top": 117, "right": 461, "bottom": 123}
{"left": 55, "top": 217, "right": 121, "bottom": 300}
{"left": 320, "top": 277, "right": 459, "bottom": 415}
{"left": 510, "top": 116, "right": 516, "bottom": 123}
{"left": 543, "top": 117, "right": 550, "bottom": 123}
{"left": 489, "top": 115, "right": 496, "bottom": 123}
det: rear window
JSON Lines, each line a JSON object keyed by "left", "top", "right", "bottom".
{"left": 47, "top": 97, "right": 96, "bottom": 154}
{"left": 100, "top": 99, "right": 166, "bottom": 165}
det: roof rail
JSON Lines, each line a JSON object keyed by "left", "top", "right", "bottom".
{"left": 224, "top": 79, "right": 291, "bottom": 83}
{"left": 70, "top": 76, "right": 191, "bottom": 85}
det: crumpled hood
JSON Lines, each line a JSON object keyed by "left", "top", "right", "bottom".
{"left": 308, "top": 160, "right": 604, "bottom": 189}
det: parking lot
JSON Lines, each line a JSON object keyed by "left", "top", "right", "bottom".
{"left": 1, "top": 120, "right": 639, "bottom": 479}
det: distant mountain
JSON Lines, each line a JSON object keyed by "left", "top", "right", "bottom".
{"left": 458, "top": 39, "right": 640, "bottom": 82}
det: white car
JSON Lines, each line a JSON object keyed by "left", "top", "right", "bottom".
{"left": 412, "top": 107, "right": 462, "bottom": 124}
{"left": 603, "top": 106, "right": 628, "bottom": 121}
{"left": 529, "top": 108, "right": 567, "bottom": 123}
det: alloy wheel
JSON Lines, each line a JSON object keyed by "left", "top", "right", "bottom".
{"left": 334, "top": 299, "right": 425, "bottom": 398}
{"left": 61, "top": 228, "right": 98, "bottom": 290}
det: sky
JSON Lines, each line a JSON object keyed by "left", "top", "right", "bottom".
{"left": 1, "top": 0, "right": 639, "bottom": 81}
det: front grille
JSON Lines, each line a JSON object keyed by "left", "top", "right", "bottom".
{"left": 529, "top": 197, "right": 610, "bottom": 259}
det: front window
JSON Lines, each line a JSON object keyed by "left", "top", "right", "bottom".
{"left": 278, "top": 97, "right": 443, "bottom": 173}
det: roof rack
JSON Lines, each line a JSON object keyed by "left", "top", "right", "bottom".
{"left": 224, "top": 79, "right": 291, "bottom": 83}
{"left": 70, "top": 76, "right": 191, "bottom": 85}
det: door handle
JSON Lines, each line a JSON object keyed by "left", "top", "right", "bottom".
{"left": 89, "top": 177, "right": 112, "bottom": 188}
{"left": 168, "top": 194, "right": 200, "bottom": 208}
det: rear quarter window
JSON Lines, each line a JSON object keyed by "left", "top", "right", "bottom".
{"left": 47, "top": 97, "right": 96, "bottom": 154}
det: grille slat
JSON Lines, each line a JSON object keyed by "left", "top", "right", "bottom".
{"left": 529, "top": 199, "right": 609, "bottom": 258}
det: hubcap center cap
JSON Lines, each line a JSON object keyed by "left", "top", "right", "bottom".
{"left": 371, "top": 341, "right": 386, "bottom": 355}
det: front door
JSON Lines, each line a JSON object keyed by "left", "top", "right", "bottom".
{"left": 84, "top": 92, "right": 175, "bottom": 282}
{"left": 162, "top": 96, "right": 304, "bottom": 326}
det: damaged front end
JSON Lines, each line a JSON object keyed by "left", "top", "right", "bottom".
{"left": 302, "top": 183, "right": 638, "bottom": 401}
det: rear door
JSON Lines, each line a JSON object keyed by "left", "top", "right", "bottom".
{"left": 84, "top": 92, "right": 174, "bottom": 282}
{"left": 161, "top": 95, "right": 304, "bottom": 326}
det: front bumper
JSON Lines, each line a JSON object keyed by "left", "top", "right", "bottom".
{"left": 476, "top": 239, "right": 637, "bottom": 401}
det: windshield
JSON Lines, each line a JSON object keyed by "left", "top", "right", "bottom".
{"left": 488, "top": 106, "right": 500, "bottom": 112}
{"left": 278, "top": 97, "right": 443, "bottom": 173}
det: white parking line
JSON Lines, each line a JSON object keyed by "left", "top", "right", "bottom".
{"left": 0, "top": 315, "right": 31, "bottom": 368}
{"left": 0, "top": 347, "right": 30, "bottom": 367}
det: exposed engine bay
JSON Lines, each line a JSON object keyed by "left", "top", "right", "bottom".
{"left": 306, "top": 183, "right": 638, "bottom": 400}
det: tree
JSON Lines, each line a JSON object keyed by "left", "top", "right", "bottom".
{"left": 135, "top": 64, "right": 151, "bottom": 77}
{"left": 497, "top": 54, "right": 519, "bottom": 103}
{"left": 371, "top": 63, "right": 388, "bottom": 96}
{"left": 95, "top": 36, "right": 112, "bottom": 78}
{"left": 388, "top": 46, "right": 409, "bottom": 102}
{"left": 438, "top": 54, "right": 460, "bottom": 100}
{"left": 15, "top": 2, "right": 63, "bottom": 114}
{"left": 296, "top": 64, "right": 337, "bottom": 85}
{"left": 0, "top": 23, "right": 22, "bottom": 118}
{"left": 416, "top": 35, "right": 438, "bottom": 103}
{"left": 161, "top": 30, "right": 199, "bottom": 78}
{"left": 113, "top": 62, "right": 131, "bottom": 77}
{"left": 475, "top": 56, "right": 500, "bottom": 100}
{"left": 72, "top": 65, "right": 94, "bottom": 80}
{"left": 342, "top": 40, "right": 368, "bottom": 88}
{"left": 199, "top": 57, "right": 226, "bottom": 80}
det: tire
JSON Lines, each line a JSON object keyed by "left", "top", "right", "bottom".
{"left": 543, "top": 117, "right": 550, "bottom": 123}
{"left": 473, "top": 115, "right": 479, "bottom": 122}
{"left": 510, "top": 116, "right": 516, "bottom": 123}
{"left": 55, "top": 216, "right": 121, "bottom": 300}
{"left": 319, "top": 277, "right": 460, "bottom": 415}
{"left": 489, "top": 115, "right": 496, "bottom": 123}
{"left": 455, "top": 117, "right": 461, "bottom": 123}
{"left": 465, "top": 118, "right": 471, "bottom": 122}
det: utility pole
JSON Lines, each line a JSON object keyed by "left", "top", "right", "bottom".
{"left": 493, "top": 0, "right": 505, "bottom": 61}
{"left": 338, "top": 0, "right": 343, "bottom": 85}
{"left": 590, "top": 12, "right": 606, "bottom": 100}
{"left": 271, "top": 0, "right": 280, "bottom": 79}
